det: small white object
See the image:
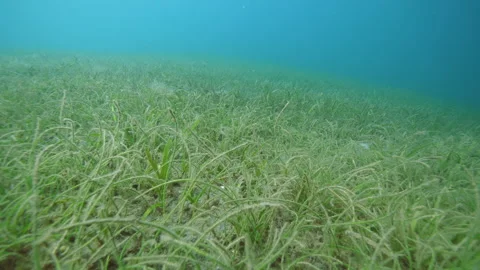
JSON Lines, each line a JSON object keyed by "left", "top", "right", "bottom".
{"left": 359, "top": 142, "right": 370, "bottom": 150}
{"left": 220, "top": 185, "right": 225, "bottom": 189}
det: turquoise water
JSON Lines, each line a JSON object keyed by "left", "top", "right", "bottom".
{"left": 1, "top": 0, "right": 478, "bottom": 105}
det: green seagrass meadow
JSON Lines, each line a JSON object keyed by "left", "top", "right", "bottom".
{"left": 1, "top": 54, "right": 479, "bottom": 269}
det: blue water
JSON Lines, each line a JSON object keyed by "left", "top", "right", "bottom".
{"left": 1, "top": 0, "right": 479, "bottom": 105}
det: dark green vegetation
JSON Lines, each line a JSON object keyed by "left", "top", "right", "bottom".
{"left": 1, "top": 53, "right": 479, "bottom": 269}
